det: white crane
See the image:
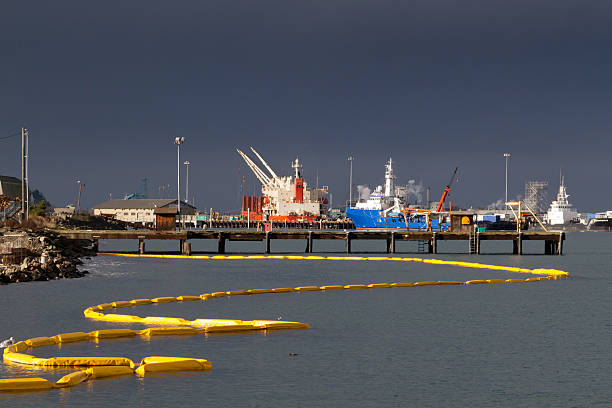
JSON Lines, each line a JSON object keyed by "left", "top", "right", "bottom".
{"left": 250, "top": 147, "right": 281, "bottom": 184}
{"left": 236, "top": 149, "right": 272, "bottom": 187}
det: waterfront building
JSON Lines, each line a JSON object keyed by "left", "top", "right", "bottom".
{"left": 92, "top": 199, "right": 196, "bottom": 227}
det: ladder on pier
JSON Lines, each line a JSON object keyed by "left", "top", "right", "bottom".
{"left": 417, "top": 240, "right": 428, "bottom": 253}
{"left": 469, "top": 230, "right": 477, "bottom": 254}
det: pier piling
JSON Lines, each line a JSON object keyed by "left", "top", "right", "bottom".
{"left": 545, "top": 240, "right": 553, "bottom": 255}
{"left": 386, "top": 232, "right": 396, "bottom": 254}
{"left": 217, "top": 233, "right": 226, "bottom": 254}
{"left": 345, "top": 232, "right": 352, "bottom": 253}
{"left": 512, "top": 233, "right": 523, "bottom": 255}
{"left": 306, "top": 231, "right": 313, "bottom": 253}
{"left": 265, "top": 232, "right": 271, "bottom": 254}
{"left": 182, "top": 241, "right": 191, "bottom": 256}
{"left": 430, "top": 232, "right": 437, "bottom": 254}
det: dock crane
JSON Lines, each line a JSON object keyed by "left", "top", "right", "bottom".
{"left": 435, "top": 167, "right": 459, "bottom": 212}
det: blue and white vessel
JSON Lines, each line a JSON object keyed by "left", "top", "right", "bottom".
{"left": 346, "top": 158, "right": 449, "bottom": 230}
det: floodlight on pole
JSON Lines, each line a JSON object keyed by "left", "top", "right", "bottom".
{"left": 184, "top": 160, "right": 191, "bottom": 204}
{"left": 504, "top": 153, "right": 511, "bottom": 205}
{"left": 174, "top": 137, "right": 185, "bottom": 227}
{"left": 76, "top": 180, "right": 83, "bottom": 215}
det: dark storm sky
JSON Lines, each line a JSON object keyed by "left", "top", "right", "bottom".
{"left": 1, "top": 1, "right": 611, "bottom": 212}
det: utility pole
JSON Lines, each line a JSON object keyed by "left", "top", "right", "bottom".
{"left": 21, "top": 127, "right": 27, "bottom": 221}
{"left": 25, "top": 128, "right": 29, "bottom": 219}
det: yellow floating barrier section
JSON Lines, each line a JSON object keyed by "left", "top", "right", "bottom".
{"left": 1, "top": 254, "right": 569, "bottom": 393}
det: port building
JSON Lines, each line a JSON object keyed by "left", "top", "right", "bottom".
{"left": 92, "top": 199, "right": 196, "bottom": 227}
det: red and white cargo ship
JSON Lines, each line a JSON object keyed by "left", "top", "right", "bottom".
{"left": 237, "top": 147, "right": 329, "bottom": 221}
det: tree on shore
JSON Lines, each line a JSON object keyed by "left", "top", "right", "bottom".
{"left": 30, "top": 200, "right": 47, "bottom": 217}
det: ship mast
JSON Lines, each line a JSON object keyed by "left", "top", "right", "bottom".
{"left": 384, "top": 158, "right": 395, "bottom": 197}
{"left": 292, "top": 157, "right": 302, "bottom": 178}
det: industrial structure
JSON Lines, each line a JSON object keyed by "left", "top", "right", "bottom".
{"left": 236, "top": 147, "right": 329, "bottom": 221}
{"left": 524, "top": 181, "right": 548, "bottom": 215}
{"left": 124, "top": 178, "right": 149, "bottom": 200}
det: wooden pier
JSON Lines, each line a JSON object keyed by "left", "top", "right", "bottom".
{"left": 54, "top": 229, "right": 565, "bottom": 256}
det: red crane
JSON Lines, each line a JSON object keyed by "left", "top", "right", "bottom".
{"left": 436, "top": 167, "right": 459, "bottom": 212}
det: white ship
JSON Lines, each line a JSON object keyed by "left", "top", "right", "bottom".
{"left": 353, "top": 158, "right": 405, "bottom": 214}
{"left": 546, "top": 177, "right": 578, "bottom": 225}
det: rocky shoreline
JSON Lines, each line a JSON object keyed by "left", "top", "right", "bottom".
{"left": 0, "top": 229, "right": 95, "bottom": 284}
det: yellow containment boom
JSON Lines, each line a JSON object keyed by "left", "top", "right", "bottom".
{"left": 1, "top": 254, "right": 568, "bottom": 393}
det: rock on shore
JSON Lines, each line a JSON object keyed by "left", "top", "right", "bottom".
{"left": 0, "top": 230, "right": 95, "bottom": 284}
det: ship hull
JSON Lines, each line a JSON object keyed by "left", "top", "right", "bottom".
{"left": 346, "top": 208, "right": 449, "bottom": 230}
{"left": 240, "top": 212, "right": 319, "bottom": 222}
{"left": 588, "top": 220, "right": 612, "bottom": 231}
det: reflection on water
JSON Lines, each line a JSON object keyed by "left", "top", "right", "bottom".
{"left": 1, "top": 232, "right": 611, "bottom": 407}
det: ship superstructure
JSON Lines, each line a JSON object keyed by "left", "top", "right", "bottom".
{"left": 353, "top": 158, "right": 404, "bottom": 215}
{"left": 237, "top": 147, "right": 328, "bottom": 220}
{"left": 546, "top": 177, "right": 578, "bottom": 225}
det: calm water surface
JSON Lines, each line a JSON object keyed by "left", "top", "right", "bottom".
{"left": 1, "top": 232, "right": 611, "bottom": 407}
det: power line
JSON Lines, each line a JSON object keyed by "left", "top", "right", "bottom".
{"left": 0, "top": 131, "right": 21, "bottom": 141}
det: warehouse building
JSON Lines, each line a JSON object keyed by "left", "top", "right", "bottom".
{"left": 92, "top": 199, "right": 196, "bottom": 227}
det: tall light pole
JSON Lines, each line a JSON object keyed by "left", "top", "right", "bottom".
{"left": 504, "top": 153, "right": 511, "bottom": 205}
{"left": 184, "top": 160, "right": 191, "bottom": 204}
{"left": 174, "top": 137, "right": 185, "bottom": 227}
{"left": 76, "top": 180, "right": 83, "bottom": 215}
{"left": 348, "top": 156, "right": 354, "bottom": 207}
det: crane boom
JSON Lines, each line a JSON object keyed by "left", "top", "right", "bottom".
{"left": 435, "top": 167, "right": 459, "bottom": 212}
{"left": 236, "top": 149, "right": 272, "bottom": 186}
{"left": 250, "top": 147, "right": 281, "bottom": 183}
